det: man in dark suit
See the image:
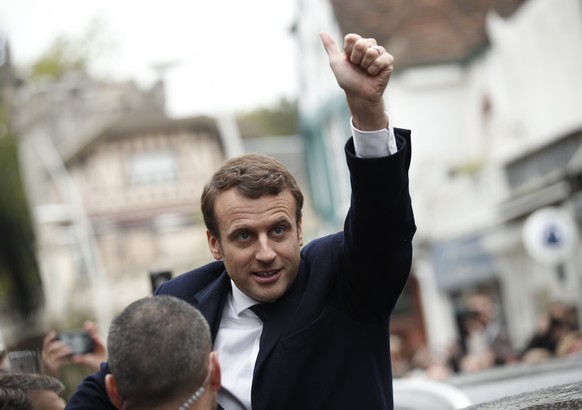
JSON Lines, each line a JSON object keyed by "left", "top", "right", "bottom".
{"left": 66, "top": 31, "right": 415, "bottom": 410}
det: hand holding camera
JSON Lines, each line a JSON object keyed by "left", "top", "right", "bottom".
{"left": 42, "top": 321, "right": 108, "bottom": 377}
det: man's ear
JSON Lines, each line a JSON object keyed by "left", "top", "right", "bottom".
{"left": 206, "top": 231, "right": 223, "bottom": 260}
{"left": 105, "top": 374, "right": 123, "bottom": 409}
{"left": 210, "top": 351, "right": 221, "bottom": 392}
{"left": 297, "top": 218, "right": 304, "bottom": 247}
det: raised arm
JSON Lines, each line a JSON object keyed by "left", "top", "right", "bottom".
{"left": 320, "top": 32, "right": 415, "bottom": 320}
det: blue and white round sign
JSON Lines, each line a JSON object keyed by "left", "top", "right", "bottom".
{"left": 522, "top": 207, "right": 578, "bottom": 266}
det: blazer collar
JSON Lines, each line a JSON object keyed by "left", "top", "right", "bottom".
{"left": 193, "top": 270, "right": 231, "bottom": 342}
{"left": 193, "top": 259, "right": 308, "bottom": 353}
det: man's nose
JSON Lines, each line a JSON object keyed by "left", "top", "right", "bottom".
{"left": 255, "top": 236, "right": 276, "bottom": 262}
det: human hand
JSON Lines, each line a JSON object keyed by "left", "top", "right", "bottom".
{"left": 42, "top": 329, "right": 73, "bottom": 377}
{"left": 70, "top": 321, "right": 108, "bottom": 371}
{"left": 42, "top": 321, "right": 108, "bottom": 377}
{"left": 320, "top": 31, "right": 394, "bottom": 130}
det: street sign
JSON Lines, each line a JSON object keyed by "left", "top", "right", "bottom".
{"left": 522, "top": 207, "right": 578, "bottom": 266}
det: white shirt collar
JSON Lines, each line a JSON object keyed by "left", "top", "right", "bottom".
{"left": 230, "top": 279, "right": 260, "bottom": 316}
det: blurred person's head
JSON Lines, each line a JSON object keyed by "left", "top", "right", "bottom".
{"left": 0, "top": 371, "right": 65, "bottom": 410}
{"left": 466, "top": 293, "right": 495, "bottom": 326}
{"left": 556, "top": 330, "right": 582, "bottom": 357}
{"left": 521, "top": 347, "right": 552, "bottom": 364}
{"left": 105, "top": 296, "right": 220, "bottom": 410}
{"left": 549, "top": 301, "right": 572, "bottom": 317}
{"left": 548, "top": 302, "right": 576, "bottom": 329}
{"left": 535, "top": 302, "right": 575, "bottom": 342}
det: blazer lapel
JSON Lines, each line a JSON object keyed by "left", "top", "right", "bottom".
{"left": 253, "top": 261, "right": 307, "bottom": 372}
{"left": 193, "top": 271, "right": 231, "bottom": 342}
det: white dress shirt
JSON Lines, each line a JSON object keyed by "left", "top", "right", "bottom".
{"left": 215, "top": 114, "right": 397, "bottom": 410}
{"left": 215, "top": 281, "right": 262, "bottom": 410}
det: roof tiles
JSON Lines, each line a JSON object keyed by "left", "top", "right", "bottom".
{"left": 330, "top": 0, "right": 527, "bottom": 67}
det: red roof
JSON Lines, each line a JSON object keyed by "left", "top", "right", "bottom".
{"left": 330, "top": 0, "right": 527, "bottom": 68}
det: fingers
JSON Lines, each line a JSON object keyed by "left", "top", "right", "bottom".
{"left": 76, "top": 321, "right": 108, "bottom": 370}
{"left": 344, "top": 33, "right": 394, "bottom": 76}
{"left": 42, "top": 330, "right": 57, "bottom": 350}
{"left": 84, "top": 320, "right": 107, "bottom": 353}
{"left": 343, "top": 33, "right": 376, "bottom": 64}
{"left": 73, "top": 349, "right": 108, "bottom": 372}
{"left": 321, "top": 31, "right": 394, "bottom": 114}
{"left": 84, "top": 320, "right": 99, "bottom": 341}
{"left": 44, "top": 341, "right": 72, "bottom": 361}
{"left": 42, "top": 336, "right": 73, "bottom": 376}
{"left": 43, "top": 331, "right": 71, "bottom": 360}
{"left": 319, "top": 31, "right": 341, "bottom": 60}
{"left": 42, "top": 325, "right": 107, "bottom": 375}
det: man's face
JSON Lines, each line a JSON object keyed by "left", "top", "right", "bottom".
{"left": 207, "top": 188, "right": 303, "bottom": 302}
{"left": 28, "top": 390, "right": 66, "bottom": 410}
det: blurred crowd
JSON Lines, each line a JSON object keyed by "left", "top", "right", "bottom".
{"left": 1, "top": 321, "right": 107, "bottom": 409}
{"left": 390, "top": 294, "right": 582, "bottom": 380}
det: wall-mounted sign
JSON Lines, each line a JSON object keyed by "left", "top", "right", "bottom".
{"left": 522, "top": 207, "right": 578, "bottom": 266}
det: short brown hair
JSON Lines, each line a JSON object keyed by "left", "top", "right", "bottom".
{"left": 107, "top": 296, "right": 211, "bottom": 409}
{"left": 0, "top": 371, "right": 64, "bottom": 409}
{"left": 201, "top": 154, "right": 304, "bottom": 238}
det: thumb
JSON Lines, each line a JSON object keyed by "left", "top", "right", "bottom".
{"left": 319, "top": 31, "right": 341, "bottom": 59}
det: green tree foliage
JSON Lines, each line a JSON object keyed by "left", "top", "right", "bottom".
{"left": 29, "top": 36, "right": 88, "bottom": 80}
{"left": 28, "top": 18, "right": 110, "bottom": 81}
{"left": 238, "top": 97, "right": 298, "bottom": 137}
{"left": 0, "top": 112, "right": 43, "bottom": 319}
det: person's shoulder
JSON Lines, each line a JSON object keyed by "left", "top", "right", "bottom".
{"left": 180, "top": 260, "right": 226, "bottom": 279}
{"left": 301, "top": 232, "right": 344, "bottom": 257}
{"left": 154, "top": 260, "right": 225, "bottom": 295}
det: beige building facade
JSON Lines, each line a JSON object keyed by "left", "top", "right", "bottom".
{"left": 9, "top": 72, "right": 227, "bottom": 341}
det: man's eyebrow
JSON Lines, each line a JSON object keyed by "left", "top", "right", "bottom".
{"left": 271, "top": 217, "right": 292, "bottom": 226}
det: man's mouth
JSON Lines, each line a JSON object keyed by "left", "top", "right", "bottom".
{"left": 253, "top": 269, "right": 280, "bottom": 278}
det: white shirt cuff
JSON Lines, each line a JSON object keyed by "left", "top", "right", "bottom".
{"left": 351, "top": 113, "right": 398, "bottom": 158}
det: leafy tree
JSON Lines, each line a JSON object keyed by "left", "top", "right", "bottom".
{"left": 28, "top": 18, "right": 111, "bottom": 81}
{"left": 0, "top": 104, "right": 43, "bottom": 320}
{"left": 237, "top": 97, "right": 298, "bottom": 137}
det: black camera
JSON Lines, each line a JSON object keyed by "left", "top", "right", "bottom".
{"left": 56, "top": 329, "right": 94, "bottom": 355}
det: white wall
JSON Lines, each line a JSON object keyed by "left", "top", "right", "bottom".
{"left": 487, "top": 0, "right": 582, "bottom": 161}
{"left": 296, "top": 0, "right": 344, "bottom": 117}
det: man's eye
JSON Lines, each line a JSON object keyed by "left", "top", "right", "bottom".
{"left": 272, "top": 226, "right": 285, "bottom": 236}
{"left": 237, "top": 232, "right": 251, "bottom": 240}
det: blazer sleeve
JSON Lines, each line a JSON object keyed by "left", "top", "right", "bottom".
{"left": 336, "top": 128, "right": 416, "bottom": 320}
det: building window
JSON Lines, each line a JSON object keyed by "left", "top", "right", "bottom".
{"left": 129, "top": 151, "right": 177, "bottom": 185}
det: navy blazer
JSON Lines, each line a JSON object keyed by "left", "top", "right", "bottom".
{"left": 66, "top": 130, "right": 415, "bottom": 410}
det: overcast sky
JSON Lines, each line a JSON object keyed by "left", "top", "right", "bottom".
{"left": 0, "top": 0, "right": 299, "bottom": 117}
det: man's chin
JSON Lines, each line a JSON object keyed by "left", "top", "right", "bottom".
{"left": 252, "top": 286, "right": 287, "bottom": 303}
